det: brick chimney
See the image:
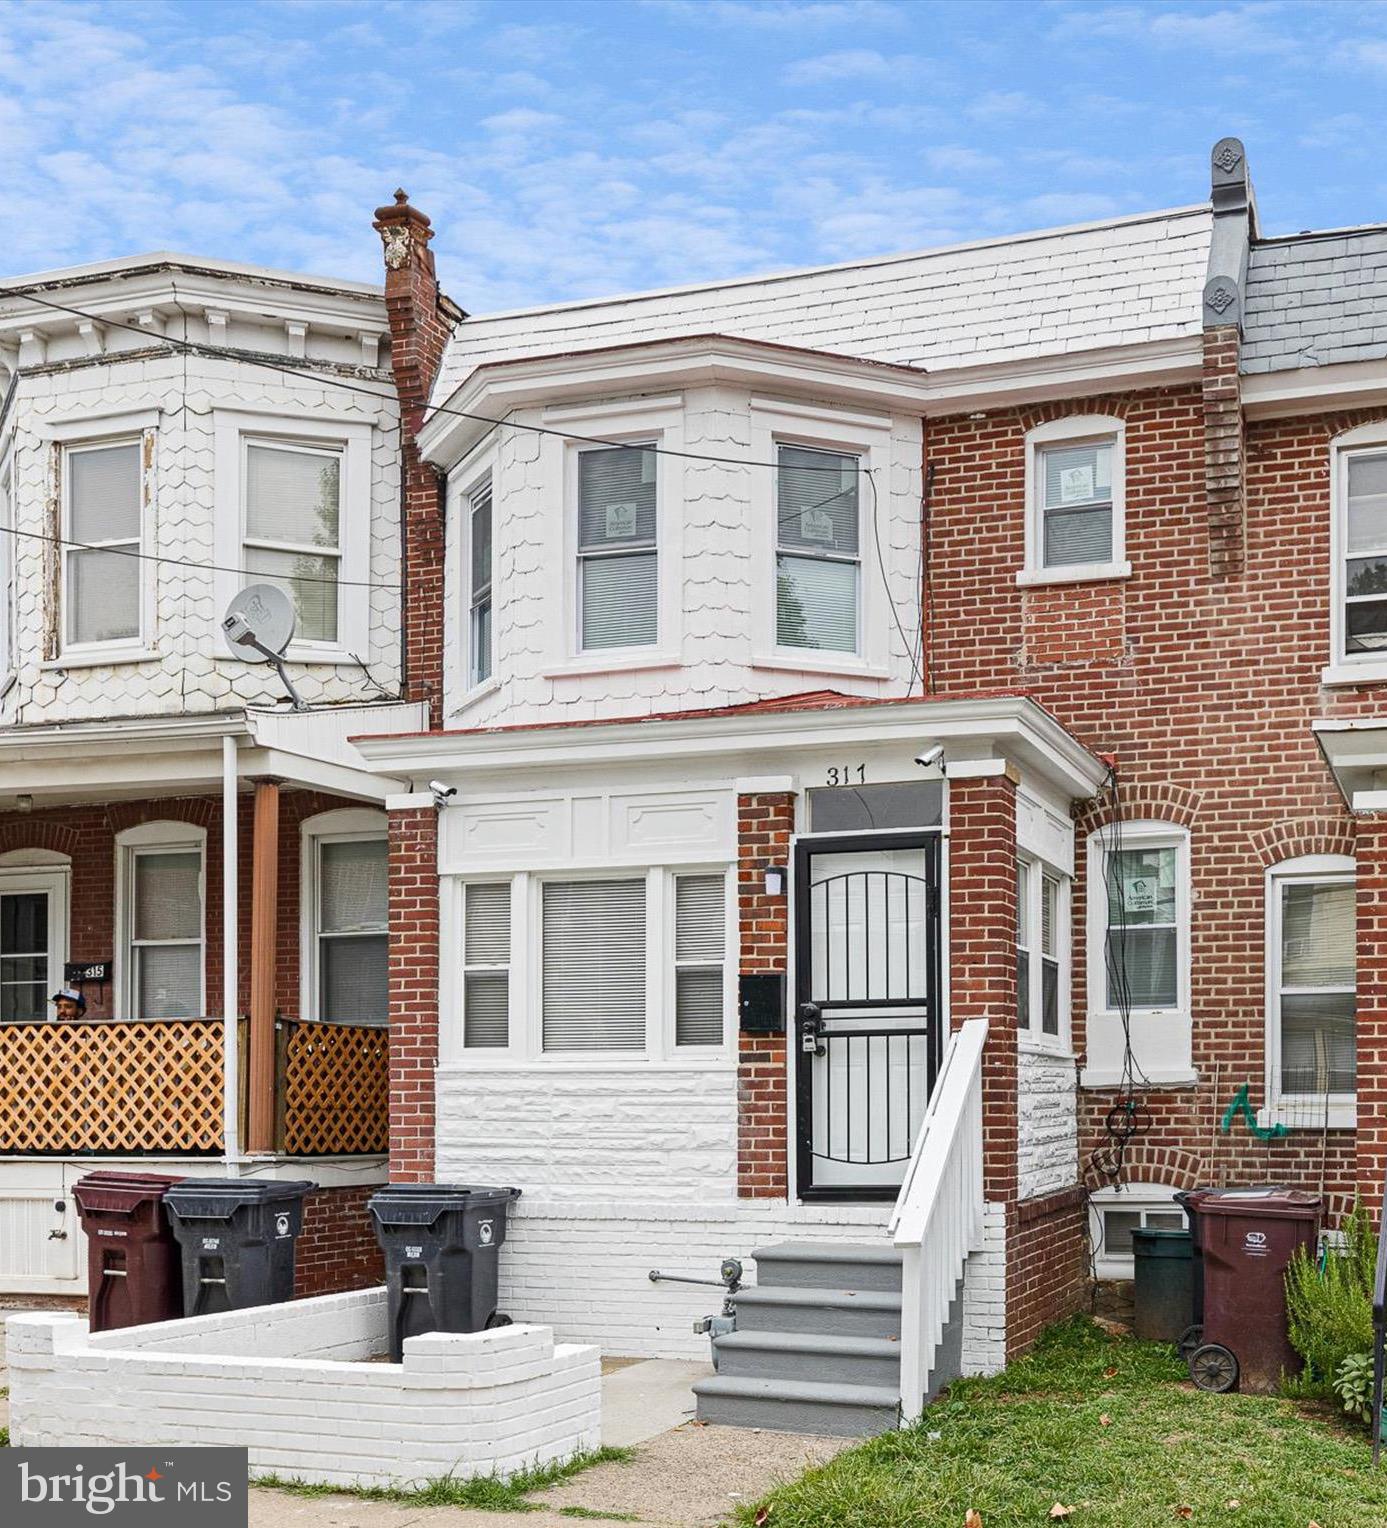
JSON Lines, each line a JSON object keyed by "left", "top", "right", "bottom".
{"left": 374, "top": 190, "right": 461, "bottom": 727}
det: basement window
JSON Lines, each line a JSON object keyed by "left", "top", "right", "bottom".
{"left": 1088, "top": 1184, "right": 1187, "bottom": 1279}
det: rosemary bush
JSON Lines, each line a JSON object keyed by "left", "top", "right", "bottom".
{"left": 1284, "top": 1201, "right": 1377, "bottom": 1394}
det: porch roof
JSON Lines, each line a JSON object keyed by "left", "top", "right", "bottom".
{"left": 1313, "top": 716, "right": 1387, "bottom": 810}
{"left": 353, "top": 690, "right": 1111, "bottom": 803}
{"left": 0, "top": 700, "right": 425, "bottom": 809}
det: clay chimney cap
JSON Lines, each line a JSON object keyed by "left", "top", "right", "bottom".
{"left": 373, "top": 189, "right": 432, "bottom": 230}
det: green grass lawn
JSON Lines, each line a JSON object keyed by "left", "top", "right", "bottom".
{"left": 739, "top": 1318, "right": 1387, "bottom": 1528}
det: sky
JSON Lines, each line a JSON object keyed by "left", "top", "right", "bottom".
{"left": 4, "top": 0, "right": 1387, "bottom": 315}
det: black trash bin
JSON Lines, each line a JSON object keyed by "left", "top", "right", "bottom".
{"left": 368, "top": 1184, "right": 521, "bottom": 1361}
{"left": 1131, "top": 1227, "right": 1194, "bottom": 1343}
{"left": 164, "top": 1178, "right": 316, "bottom": 1316}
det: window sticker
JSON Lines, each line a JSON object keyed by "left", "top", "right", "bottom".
{"left": 1123, "top": 869, "right": 1157, "bottom": 914}
{"left": 800, "top": 507, "right": 836, "bottom": 544}
{"left": 605, "top": 502, "right": 639, "bottom": 539}
{"left": 1059, "top": 463, "right": 1095, "bottom": 503}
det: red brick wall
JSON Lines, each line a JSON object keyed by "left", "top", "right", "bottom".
{"left": 294, "top": 1184, "right": 384, "bottom": 1297}
{"left": 387, "top": 804, "right": 439, "bottom": 1182}
{"left": 1007, "top": 1189, "right": 1088, "bottom": 1357}
{"left": 737, "top": 792, "right": 794, "bottom": 1198}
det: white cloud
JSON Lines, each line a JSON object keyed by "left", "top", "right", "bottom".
{"left": 967, "top": 90, "right": 1041, "bottom": 121}
{"left": 782, "top": 49, "right": 929, "bottom": 86}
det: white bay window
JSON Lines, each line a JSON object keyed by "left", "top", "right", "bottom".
{"left": 578, "top": 444, "right": 658, "bottom": 650}
{"left": 243, "top": 439, "right": 343, "bottom": 644}
{"left": 63, "top": 439, "right": 145, "bottom": 650}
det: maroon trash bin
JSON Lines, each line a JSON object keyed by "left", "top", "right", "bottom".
{"left": 72, "top": 1171, "right": 184, "bottom": 1332}
{"left": 1187, "top": 1186, "right": 1320, "bottom": 1394}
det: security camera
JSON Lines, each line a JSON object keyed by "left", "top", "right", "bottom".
{"left": 429, "top": 780, "right": 457, "bottom": 801}
{"left": 915, "top": 745, "right": 945, "bottom": 770}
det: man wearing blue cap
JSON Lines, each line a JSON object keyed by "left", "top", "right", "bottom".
{"left": 50, "top": 987, "right": 86, "bottom": 1021}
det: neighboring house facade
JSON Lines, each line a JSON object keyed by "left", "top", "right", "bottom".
{"left": 359, "top": 139, "right": 1387, "bottom": 1420}
{"left": 0, "top": 243, "right": 433, "bottom": 1297}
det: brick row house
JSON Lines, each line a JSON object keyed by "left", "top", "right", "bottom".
{"left": 351, "top": 138, "right": 1387, "bottom": 1426}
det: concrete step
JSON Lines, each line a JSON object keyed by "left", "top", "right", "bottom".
{"left": 713, "top": 1329, "right": 901, "bottom": 1389}
{"left": 693, "top": 1373, "right": 899, "bottom": 1436}
{"left": 752, "top": 1240, "right": 903, "bottom": 1294}
{"left": 732, "top": 1285, "right": 902, "bottom": 1341}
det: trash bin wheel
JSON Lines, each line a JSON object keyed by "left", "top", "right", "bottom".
{"left": 1177, "top": 1323, "right": 1204, "bottom": 1362}
{"left": 485, "top": 1311, "right": 513, "bottom": 1329}
{"left": 1189, "top": 1342, "right": 1239, "bottom": 1393}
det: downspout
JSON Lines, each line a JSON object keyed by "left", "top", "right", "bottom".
{"left": 222, "top": 733, "right": 242, "bottom": 1173}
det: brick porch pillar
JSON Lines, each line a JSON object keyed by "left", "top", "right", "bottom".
{"left": 1356, "top": 812, "right": 1387, "bottom": 1209}
{"left": 388, "top": 803, "right": 440, "bottom": 1182}
{"left": 737, "top": 791, "right": 795, "bottom": 1199}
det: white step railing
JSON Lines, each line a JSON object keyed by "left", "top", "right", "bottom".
{"left": 888, "top": 1017, "right": 989, "bottom": 1421}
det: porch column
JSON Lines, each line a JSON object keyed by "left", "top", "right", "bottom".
{"left": 388, "top": 799, "right": 440, "bottom": 1182}
{"left": 246, "top": 778, "right": 280, "bottom": 1154}
{"left": 736, "top": 788, "right": 795, "bottom": 1199}
{"left": 1356, "top": 811, "right": 1387, "bottom": 1208}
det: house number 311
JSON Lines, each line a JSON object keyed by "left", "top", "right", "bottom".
{"left": 825, "top": 764, "right": 866, "bottom": 785}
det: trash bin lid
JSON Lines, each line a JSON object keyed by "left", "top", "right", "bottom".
{"left": 368, "top": 1183, "right": 520, "bottom": 1226}
{"left": 1130, "top": 1228, "right": 1193, "bottom": 1258}
{"left": 1196, "top": 1187, "right": 1321, "bottom": 1219}
{"left": 165, "top": 1178, "right": 318, "bottom": 1219}
{"left": 72, "top": 1171, "right": 183, "bottom": 1215}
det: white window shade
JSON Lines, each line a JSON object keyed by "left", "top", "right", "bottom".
{"left": 135, "top": 852, "right": 201, "bottom": 941}
{"left": 70, "top": 445, "right": 141, "bottom": 542}
{"left": 131, "top": 849, "right": 202, "bottom": 1018}
{"left": 316, "top": 838, "right": 387, "bottom": 1025}
{"left": 675, "top": 874, "right": 724, "bottom": 1046}
{"left": 320, "top": 840, "right": 388, "bottom": 932}
{"left": 464, "top": 881, "right": 510, "bottom": 1048}
{"left": 243, "top": 440, "right": 343, "bottom": 644}
{"left": 543, "top": 879, "right": 646, "bottom": 1051}
{"left": 66, "top": 441, "right": 142, "bottom": 646}
{"left": 578, "top": 445, "right": 657, "bottom": 650}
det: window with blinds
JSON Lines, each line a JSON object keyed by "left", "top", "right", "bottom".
{"left": 578, "top": 444, "right": 657, "bottom": 650}
{"left": 65, "top": 440, "right": 143, "bottom": 647}
{"left": 1015, "top": 861, "right": 1031, "bottom": 1030}
{"left": 316, "top": 837, "right": 388, "bottom": 1024}
{"left": 1038, "top": 438, "right": 1114, "bottom": 569}
{"left": 130, "top": 848, "right": 203, "bottom": 1018}
{"left": 675, "top": 874, "right": 725, "bottom": 1046}
{"left": 243, "top": 439, "right": 343, "bottom": 643}
{"left": 1018, "top": 860, "right": 1065, "bottom": 1040}
{"left": 542, "top": 879, "right": 646, "bottom": 1050}
{"left": 463, "top": 882, "right": 510, "bottom": 1047}
{"left": 1276, "top": 875, "right": 1356, "bottom": 1096}
{"left": 775, "top": 444, "right": 860, "bottom": 652}
{"left": 1040, "top": 871, "right": 1060, "bottom": 1037}
{"left": 469, "top": 479, "right": 493, "bottom": 685}
{"left": 1343, "top": 451, "right": 1387, "bottom": 656}
{"left": 1104, "top": 842, "right": 1179, "bottom": 1010}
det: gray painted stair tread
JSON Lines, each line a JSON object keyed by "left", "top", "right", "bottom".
{"left": 694, "top": 1374, "right": 899, "bottom": 1408}
{"left": 736, "top": 1286, "right": 901, "bottom": 1311}
{"left": 752, "top": 1241, "right": 903, "bottom": 1266}
{"left": 715, "top": 1331, "right": 900, "bottom": 1357}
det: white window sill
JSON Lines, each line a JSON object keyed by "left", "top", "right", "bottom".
{"left": 1080, "top": 1067, "right": 1199, "bottom": 1089}
{"left": 1018, "top": 1036, "right": 1076, "bottom": 1061}
{"left": 1259, "top": 1101, "right": 1355, "bottom": 1132}
{"left": 1320, "top": 660, "right": 1387, "bottom": 687}
{"left": 1016, "top": 561, "right": 1131, "bottom": 588}
{"left": 448, "top": 675, "right": 501, "bottom": 718}
{"left": 439, "top": 1056, "right": 736, "bottom": 1073}
{"left": 42, "top": 646, "right": 161, "bottom": 671}
{"left": 1093, "top": 1256, "right": 1136, "bottom": 1282}
{"left": 751, "top": 651, "right": 891, "bottom": 680}
{"left": 213, "top": 646, "right": 356, "bottom": 668}
{"left": 542, "top": 651, "right": 681, "bottom": 680}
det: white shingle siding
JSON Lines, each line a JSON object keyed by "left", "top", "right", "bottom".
{"left": 433, "top": 207, "right": 1211, "bottom": 400}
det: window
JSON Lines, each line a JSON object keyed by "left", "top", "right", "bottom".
{"left": 1084, "top": 822, "right": 1192, "bottom": 1086}
{"left": 119, "top": 829, "right": 204, "bottom": 1019}
{"left": 0, "top": 456, "right": 13, "bottom": 681}
{"left": 1269, "top": 857, "right": 1356, "bottom": 1110}
{"left": 543, "top": 878, "right": 646, "bottom": 1050}
{"left": 578, "top": 443, "right": 657, "bottom": 649}
{"left": 1017, "top": 859, "right": 1066, "bottom": 1041}
{"left": 1088, "top": 1185, "right": 1186, "bottom": 1278}
{"left": 463, "top": 882, "right": 510, "bottom": 1047}
{"left": 1338, "top": 448, "right": 1387, "bottom": 661}
{"left": 313, "top": 837, "right": 388, "bottom": 1024}
{"left": 776, "top": 444, "right": 860, "bottom": 652}
{"left": 469, "top": 478, "right": 493, "bottom": 685}
{"left": 674, "top": 874, "right": 725, "bottom": 1046}
{"left": 1022, "top": 416, "right": 1128, "bottom": 584}
{"left": 242, "top": 439, "right": 343, "bottom": 644}
{"left": 63, "top": 439, "right": 143, "bottom": 648}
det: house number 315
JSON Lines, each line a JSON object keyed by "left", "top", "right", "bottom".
{"left": 825, "top": 764, "right": 866, "bottom": 785}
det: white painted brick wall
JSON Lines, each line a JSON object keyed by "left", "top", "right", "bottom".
{"left": 6, "top": 1290, "right": 600, "bottom": 1490}
{"left": 961, "top": 1202, "right": 1008, "bottom": 1376}
{"left": 1017, "top": 1046, "right": 1079, "bottom": 1202}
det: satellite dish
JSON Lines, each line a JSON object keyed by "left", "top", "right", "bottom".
{"left": 221, "top": 583, "right": 306, "bottom": 711}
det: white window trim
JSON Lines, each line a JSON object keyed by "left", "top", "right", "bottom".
{"left": 1019, "top": 414, "right": 1130, "bottom": 586}
{"left": 113, "top": 821, "right": 206, "bottom": 1020}
{"left": 1325, "top": 423, "right": 1387, "bottom": 685}
{"left": 445, "top": 863, "right": 735, "bottom": 1066}
{"left": 467, "top": 474, "right": 494, "bottom": 690}
{"left": 58, "top": 431, "right": 158, "bottom": 663}
{"left": 749, "top": 398, "right": 900, "bottom": 677}
{"left": 0, "top": 855, "right": 71, "bottom": 1015}
{"left": 1081, "top": 820, "right": 1194, "bottom": 1088}
{"left": 1088, "top": 1182, "right": 1187, "bottom": 1280}
{"left": 1017, "top": 855, "right": 1071, "bottom": 1053}
{"left": 443, "top": 441, "right": 499, "bottom": 718}
{"left": 299, "top": 807, "right": 388, "bottom": 1026}
{"left": 1261, "top": 853, "right": 1356, "bottom": 1131}
{"left": 212, "top": 408, "right": 373, "bottom": 664}
{"left": 572, "top": 435, "right": 662, "bottom": 657}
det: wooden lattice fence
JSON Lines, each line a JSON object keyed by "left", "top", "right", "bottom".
{"left": 279, "top": 1020, "right": 389, "bottom": 1156}
{"left": 0, "top": 1019, "right": 225, "bottom": 1154}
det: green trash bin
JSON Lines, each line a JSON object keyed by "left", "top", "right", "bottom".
{"left": 1132, "top": 1227, "right": 1194, "bottom": 1343}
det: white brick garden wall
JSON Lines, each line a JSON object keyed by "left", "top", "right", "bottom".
{"left": 1017, "top": 1044, "right": 1079, "bottom": 1202}
{"left": 6, "top": 1289, "right": 600, "bottom": 1490}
